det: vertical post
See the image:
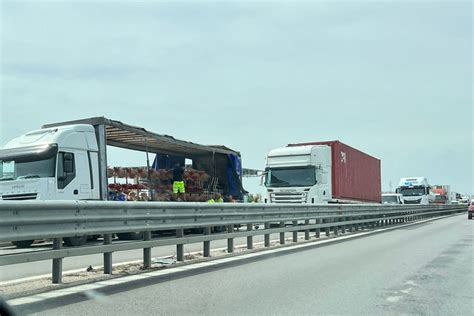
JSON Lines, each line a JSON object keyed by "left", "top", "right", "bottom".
{"left": 315, "top": 218, "right": 321, "bottom": 238}
{"left": 333, "top": 219, "right": 339, "bottom": 236}
{"left": 264, "top": 222, "right": 270, "bottom": 247}
{"left": 325, "top": 218, "right": 330, "bottom": 237}
{"left": 145, "top": 138, "right": 154, "bottom": 201}
{"left": 227, "top": 224, "right": 234, "bottom": 253}
{"left": 52, "top": 238, "right": 63, "bottom": 284}
{"left": 103, "top": 234, "right": 113, "bottom": 274}
{"left": 341, "top": 217, "right": 346, "bottom": 234}
{"left": 304, "top": 219, "right": 310, "bottom": 240}
{"left": 203, "top": 226, "right": 211, "bottom": 257}
{"left": 246, "top": 223, "right": 253, "bottom": 250}
{"left": 279, "top": 221, "right": 285, "bottom": 245}
{"left": 143, "top": 231, "right": 152, "bottom": 269}
{"left": 292, "top": 220, "right": 298, "bottom": 242}
{"left": 95, "top": 124, "right": 108, "bottom": 201}
{"left": 176, "top": 229, "right": 184, "bottom": 261}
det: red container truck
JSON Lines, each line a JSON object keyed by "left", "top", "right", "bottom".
{"left": 263, "top": 140, "right": 381, "bottom": 204}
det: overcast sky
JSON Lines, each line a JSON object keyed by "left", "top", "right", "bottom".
{"left": 0, "top": 0, "right": 472, "bottom": 195}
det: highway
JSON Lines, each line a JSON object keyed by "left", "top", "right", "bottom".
{"left": 24, "top": 214, "right": 472, "bottom": 315}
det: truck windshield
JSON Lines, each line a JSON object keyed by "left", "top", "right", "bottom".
{"left": 400, "top": 188, "right": 425, "bottom": 196}
{"left": 265, "top": 166, "right": 316, "bottom": 187}
{"left": 0, "top": 156, "right": 56, "bottom": 181}
{"left": 382, "top": 196, "right": 398, "bottom": 204}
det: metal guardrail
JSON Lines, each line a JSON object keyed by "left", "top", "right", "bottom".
{"left": 0, "top": 201, "right": 465, "bottom": 284}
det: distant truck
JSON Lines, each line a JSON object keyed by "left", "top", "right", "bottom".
{"left": 432, "top": 185, "right": 450, "bottom": 204}
{"left": 0, "top": 117, "right": 245, "bottom": 247}
{"left": 262, "top": 141, "right": 381, "bottom": 204}
{"left": 396, "top": 177, "right": 435, "bottom": 205}
{"left": 382, "top": 193, "right": 404, "bottom": 204}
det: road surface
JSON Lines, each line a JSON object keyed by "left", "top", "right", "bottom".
{"left": 24, "top": 214, "right": 472, "bottom": 315}
{"left": 0, "top": 230, "right": 308, "bottom": 282}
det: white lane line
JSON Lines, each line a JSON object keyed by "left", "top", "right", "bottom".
{"left": 6, "top": 214, "right": 457, "bottom": 307}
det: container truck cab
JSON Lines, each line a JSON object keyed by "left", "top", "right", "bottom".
{"left": 262, "top": 145, "right": 332, "bottom": 204}
{"left": 262, "top": 141, "right": 381, "bottom": 204}
{"left": 396, "top": 177, "right": 435, "bottom": 205}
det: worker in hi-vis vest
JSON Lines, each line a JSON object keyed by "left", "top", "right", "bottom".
{"left": 208, "top": 193, "right": 223, "bottom": 203}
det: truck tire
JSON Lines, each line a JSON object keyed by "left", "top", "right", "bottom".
{"left": 469, "top": 214, "right": 472, "bottom": 220}
{"left": 64, "top": 236, "right": 88, "bottom": 247}
{"left": 117, "top": 232, "right": 144, "bottom": 240}
{"left": 12, "top": 240, "right": 34, "bottom": 248}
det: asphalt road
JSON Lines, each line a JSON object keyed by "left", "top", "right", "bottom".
{"left": 28, "top": 214, "right": 473, "bottom": 315}
{"left": 0, "top": 230, "right": 305, "bottom": 282}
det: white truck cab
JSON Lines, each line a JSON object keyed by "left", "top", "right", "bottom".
{"left": 0, "top": 125, "right": 100, "bottom": 201}
{"left": 396, "top": 177, "right": 435, "bottom": 205}
{"left": 262, "top": 145, "right": 332, "bottom": 204}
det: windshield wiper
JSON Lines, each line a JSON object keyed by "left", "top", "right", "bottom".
{"left": 17, "top": 174, "right": 41, "bottom": 179}
{"left": 0, "top": 177, "right": 14, "bottom": 181}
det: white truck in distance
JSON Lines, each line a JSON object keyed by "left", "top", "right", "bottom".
{"left": 396, "top": 177, "right": 435, "bottom": 205}
{"left": 381, "top": 193, "right": 404, "bottom": 204}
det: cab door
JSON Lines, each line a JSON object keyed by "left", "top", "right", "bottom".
{"left": 56, "top": 151, "right": 92, "bottom": 200}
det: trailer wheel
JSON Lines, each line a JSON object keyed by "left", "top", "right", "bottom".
{"left": 64, "top": 236, "right": 88, "bottom": 247}
{"left": 117, "top": 232, "right": 144, "bottom": 240}
{"left": 12, "top": 240, "right": 34, "bottom": 248}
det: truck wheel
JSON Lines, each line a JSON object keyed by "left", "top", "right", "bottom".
{"left": 117, "top": 232, "right": 144, "bottom": 240}
{"left": 469, "top": 214, "right": 472, "bottom": 220}
{"left": 64, "top": 236, "right": 88, "bottom": 247}
{"left": 12, "top": 240, "right": 34, "bottom": 248}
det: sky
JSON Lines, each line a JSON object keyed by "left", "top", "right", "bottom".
{"left": 0, "top": 0, "right": 472, "bottom": 195}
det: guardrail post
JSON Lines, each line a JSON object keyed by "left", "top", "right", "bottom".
{"left": 264, "top": 222, "right": 270, "bottom": 247}
{"left": 292, "top": 220, "right": 298, "bottom": 242}
{"left": 143, "top": 231, "right": 152, "bottom": 269}
{"left": 203, "top": 226, "right": 211, "bottom": 257}
{"left": 247, "top": 223, "right": 253, "bottom": 249}
{"left": 103, "top": 234, "right": 113, "bottom": 274}
{"left": 325, "top": 218, "right": 330, "bottom": 237}
{"left": 279, "top": 221, "right": 285, "bottom": 244}
{"left": 176, "top": 229, "right": 184, "bottom": 261}
{"left": 52, "top": 238, "right": 63, "bottom": 284}
{"left": 304, "top": 219, "right": 310, "bottom": 240}
{"left": 227, "top": 224, "right": 234, "bottom": 253}
{"left": 333, "top": 218, "right": 339, "bottom": 236}
{"left": 341, "top": 216, "right": 346, "bottom": 234}
{"left": 315, "top": 219, "right": 321, "bottom": 238}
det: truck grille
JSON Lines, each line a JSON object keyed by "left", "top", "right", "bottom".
{"left": 1, "top": 193, "right": 38, "bottom": 200}
{"left": 404, "top": 198, "right": 421, "bottom": 204}
{"left": 270, "top": 192, "right": 306, "bottom": 203}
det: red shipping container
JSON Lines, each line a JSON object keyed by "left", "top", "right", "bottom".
{"left": 288, "top": 141, "right": 381, "bottom": 203}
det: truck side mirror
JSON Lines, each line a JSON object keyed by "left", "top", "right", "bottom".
{"left": 63, "top": 153, "right": 74, "bottom": 173}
